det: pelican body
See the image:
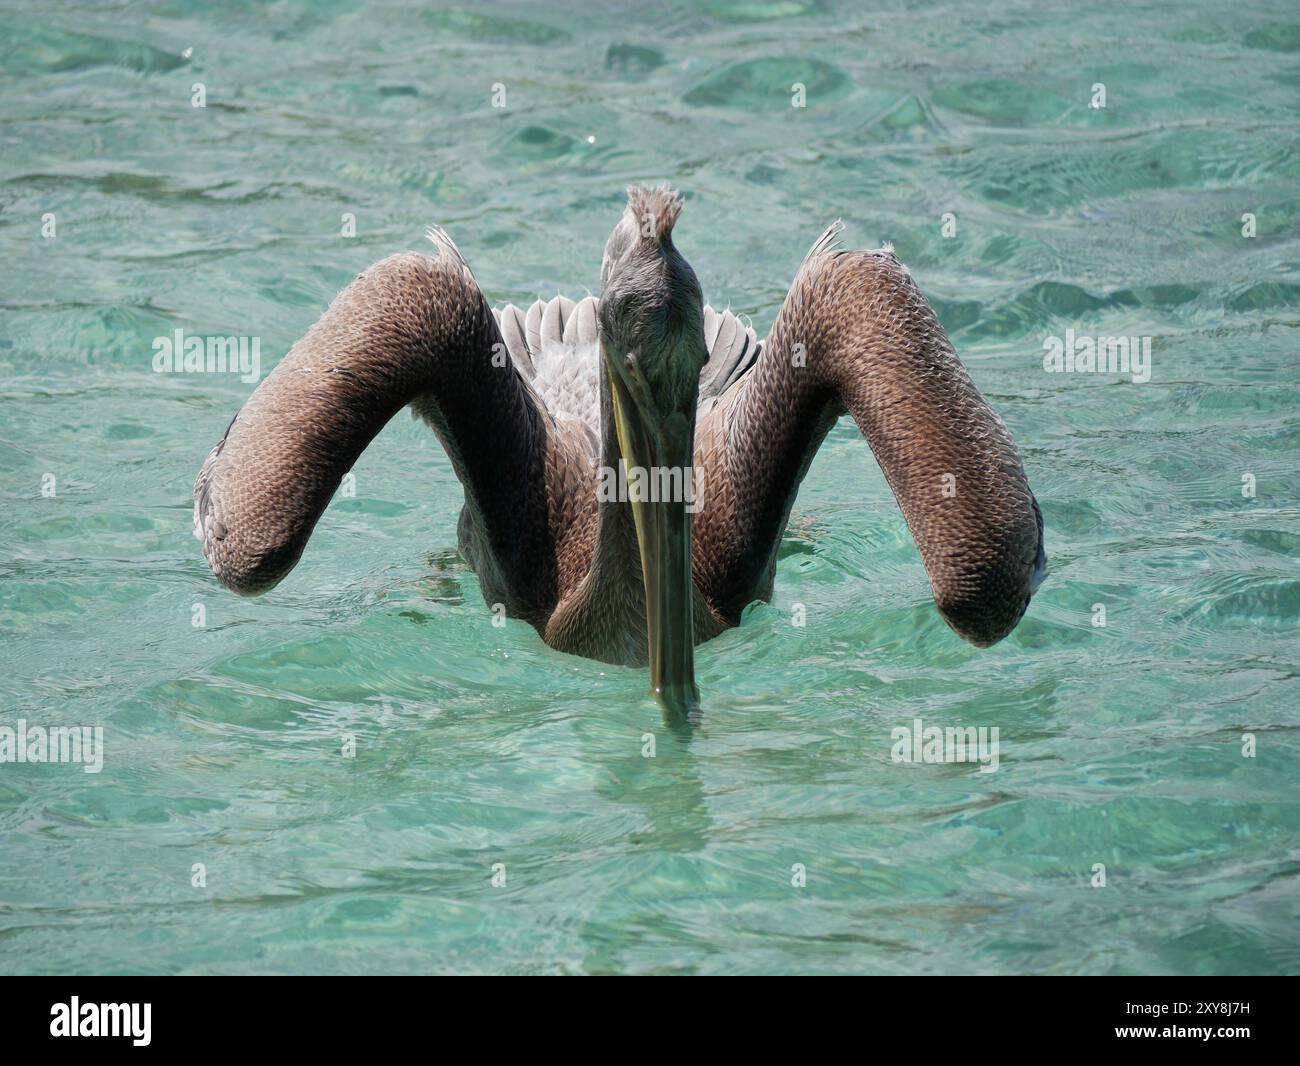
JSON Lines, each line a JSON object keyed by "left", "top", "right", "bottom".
{"left": 195, "top": 187, "right": 1045, "bottom": 715}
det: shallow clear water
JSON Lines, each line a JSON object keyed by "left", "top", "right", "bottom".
{"left": 2, "top": 0, "right": 1298, "bottom": 975}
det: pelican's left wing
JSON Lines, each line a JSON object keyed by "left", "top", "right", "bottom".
{"left": 692, "top": 228, "right": 1045, "bottom": 646}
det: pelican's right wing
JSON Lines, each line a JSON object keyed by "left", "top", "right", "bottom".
{"left": 194, "top": 233, "right": 573, "bottom": 624}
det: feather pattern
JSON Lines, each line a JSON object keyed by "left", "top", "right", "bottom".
{"left": 493, "top": 297, "right": 762, "bottom": 453}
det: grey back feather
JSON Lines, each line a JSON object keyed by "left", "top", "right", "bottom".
{"left": 699, "top": 305, "right": 761, "bottom": 404}
{"left": 496, "top": 296, "right": 601, "bottom": 458}
{"left": 492, "top": 297, "right": 760, "bottom": 453}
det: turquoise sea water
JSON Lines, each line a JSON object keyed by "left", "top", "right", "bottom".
{"left": 2, "top": 0, "right": 1298, "bottom": 975}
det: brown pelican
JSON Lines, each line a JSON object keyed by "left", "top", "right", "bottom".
{"left": 195, "top": 186, "right": 1045, "bottom": 716}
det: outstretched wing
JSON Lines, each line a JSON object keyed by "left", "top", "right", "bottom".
{"left": 194, "top": 232, "right": 578, "bottom": 625}
{"left": 692, "top": 228, "right": 1045, "bottom": 646}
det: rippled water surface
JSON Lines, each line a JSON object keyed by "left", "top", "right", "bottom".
{"left": 2, "top": 0, "right": 1298, "bottom": 974}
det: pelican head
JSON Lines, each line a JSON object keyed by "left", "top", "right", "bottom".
{"left": 599, "top": 186, "right": 709, "bottom": 715}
